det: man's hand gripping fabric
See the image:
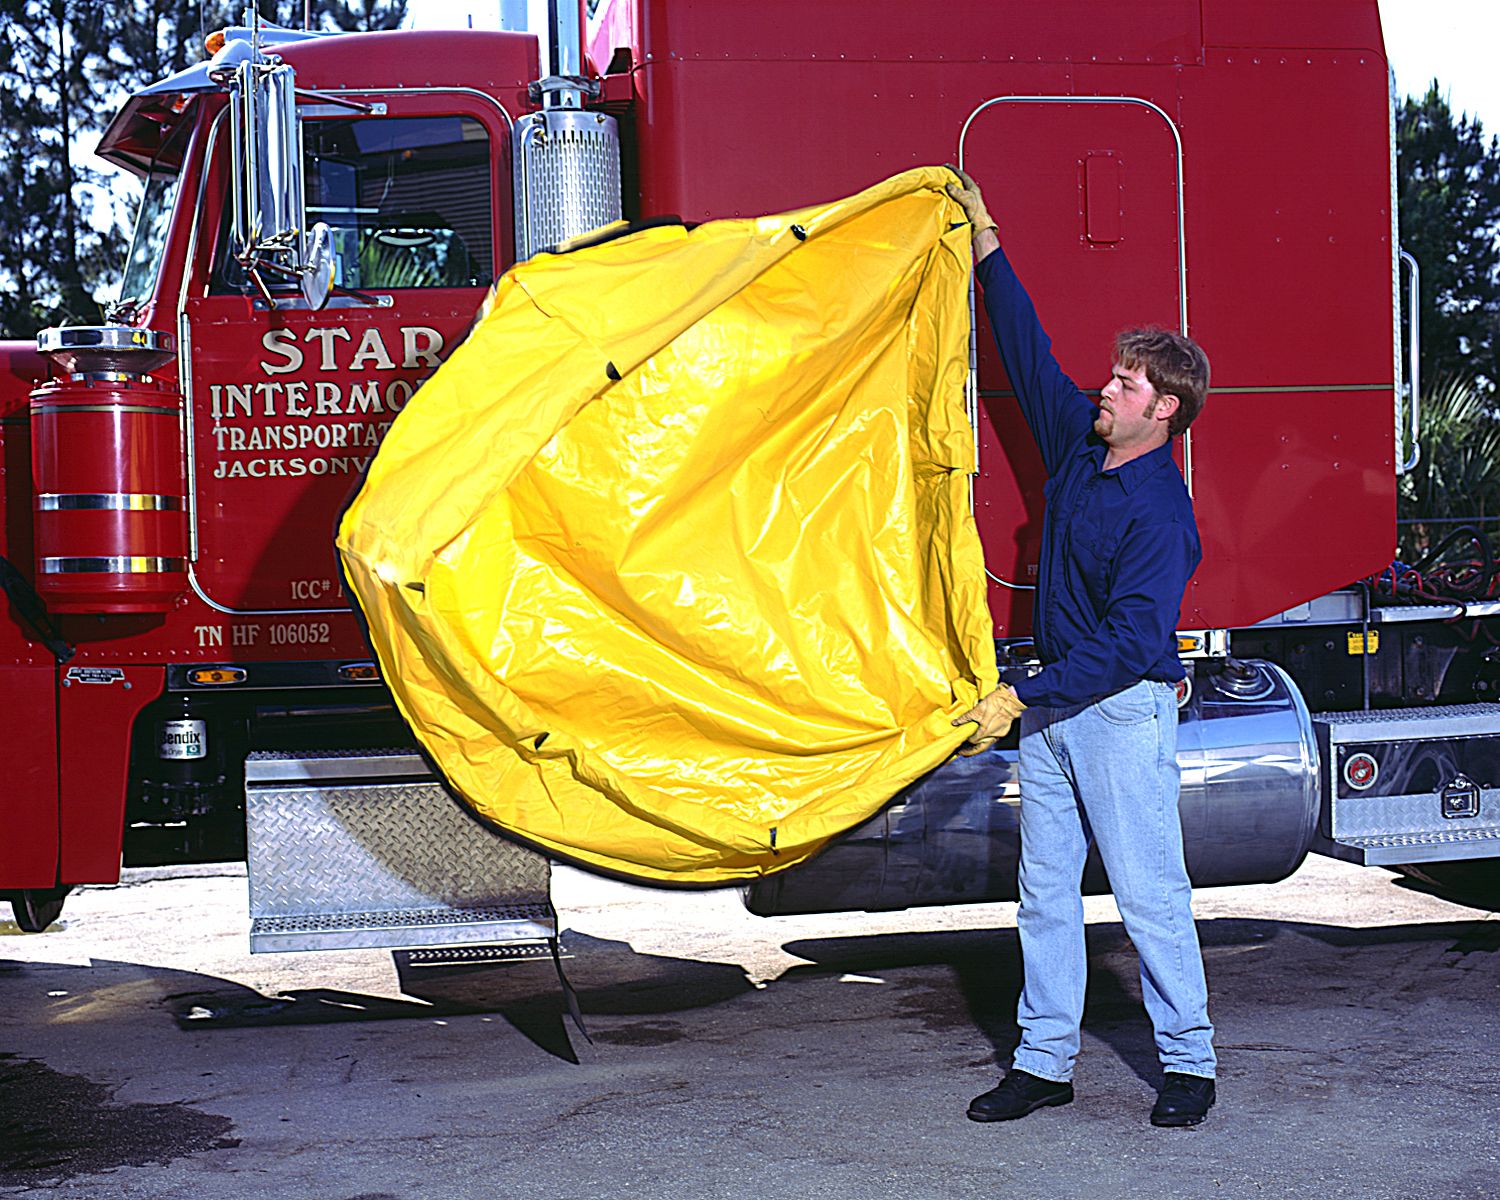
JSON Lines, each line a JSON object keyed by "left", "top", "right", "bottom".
{"left": 943, "top": 165, "right": 997, "bottom": 236}
{"left": 953, "top": 684, "right": 1026, "bottom": 756}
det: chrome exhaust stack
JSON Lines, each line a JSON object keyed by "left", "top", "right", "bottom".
{"left": 512, "top": 0, "right": 623, "bottom": 261}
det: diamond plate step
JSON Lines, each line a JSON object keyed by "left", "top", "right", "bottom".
{"left": 398, "top": 942, "right": 566, "bottom": 969}
{"left": 246, "top": 749, "right": 553, "bottom": 954}
{"left": 1321, "top": 828, "right": 1500, "bottom": 866}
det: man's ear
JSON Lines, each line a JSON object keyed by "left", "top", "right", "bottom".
{"left": 1154, "top": 392, "right": 1180, "bottom": 424}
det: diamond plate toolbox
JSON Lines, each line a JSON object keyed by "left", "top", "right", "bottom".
{"left": 1312, "top": 704, "right": 1500, "bottom": 865}
{"left": 245, "top": 749, "right": 554, "bottom": 953}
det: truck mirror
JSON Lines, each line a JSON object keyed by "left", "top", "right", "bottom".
{"left": 228, "top": 59, "right": 314, "bottom": 302}
{"left": 300, "top": 221, "right": 334, "bottom": 310}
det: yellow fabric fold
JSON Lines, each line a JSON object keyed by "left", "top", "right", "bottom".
{"left": 337, "top": 166, "right": 997, "bottom": 883}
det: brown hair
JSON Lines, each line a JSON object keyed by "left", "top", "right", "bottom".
{"left": 1112, "top": 328, "right": 1210, "bottom": 436}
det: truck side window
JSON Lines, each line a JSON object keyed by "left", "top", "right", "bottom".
{"left": 212, "top": 114, "right": 493, "bottom": 294}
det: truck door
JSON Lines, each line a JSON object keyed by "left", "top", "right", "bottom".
{"left": 184, "top": 94, "right": 511, "bottom": 621}
{"left": 960, "top": 98, "right": 1185, "bottom": 638}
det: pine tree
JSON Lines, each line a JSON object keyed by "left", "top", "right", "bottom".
{"left": 1397, "top": 83, "right": 1500, "bottom": 394}
{"left": 0, "top": 0, "right": 127, "bottom": 335}
{"left": 0, "top": 0, "right": 408, "bottom": 340}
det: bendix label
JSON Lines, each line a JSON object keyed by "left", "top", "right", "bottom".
{"left": 159, "top": 720, "right": 208, "bottom": 761}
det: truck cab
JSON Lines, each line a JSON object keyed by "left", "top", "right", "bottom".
{"left": 5, "top": 1, "right": 1498, "bottom": 935}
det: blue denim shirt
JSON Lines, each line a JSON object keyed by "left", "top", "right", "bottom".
{"left": 975, "top": 246, "right": 1200, "bottom": 708}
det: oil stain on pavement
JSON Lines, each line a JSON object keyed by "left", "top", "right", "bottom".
{"left": 0, "top": 1052, "right": 238, "bottom": 1188}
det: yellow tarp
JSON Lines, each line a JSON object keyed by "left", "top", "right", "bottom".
{"left": 336, "top": 166, "right": 997, "bottom": 883}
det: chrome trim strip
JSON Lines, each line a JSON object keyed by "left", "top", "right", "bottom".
{"left": 1389, "top": 68, "right": 1404, "bottom": 476}
{"left": 958, "top": 93, "right": 1188, "bottom": 330}
{"left": 42, "top": 556, "right": 186, "bottom": 574}
{"left": 961, "top": 94, "right": 1190, "bottom": 592}
{"left": 1399, "top": 249, "right": 1421, "bottom": 473}
{"left": 179, "top": 310, "right": 197, "bottom": 560}
{"left": 315, "top": 86, "right": 514, "bottom": 129}
{"left": 177, "top": 107, "right": 224, "bottom": 566}
{"left": 30, "top": 403, "right": 179, "bottom": 416}
{"left": 37, "top": 493, "right": 182, "bottom": 511}
{"left": 38, "top": 327, "right": 174, "bottom": 354}
{"left": 966, "top": 273, "right": 978, "bottom": 516}
{"left": 185, "top": 561, "right": 349, "bottom": 616}
{"left": 65, "top": 371, "right": 155, "bottom": 384}
{"left": 1194, "top": 383, "right": 1392, "bottom": 395}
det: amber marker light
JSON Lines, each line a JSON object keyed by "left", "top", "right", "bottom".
{"left": 205, "top": 29, "right": 227, "bottom": 55}
{"left": 338, "top": 662, "right": 381, "bottom": 681}
{"left": 189, "top": 667, "right": 247, "bottom": 686}
{"left": 1176, "top": 635, "right": 1202, "bottom": 654}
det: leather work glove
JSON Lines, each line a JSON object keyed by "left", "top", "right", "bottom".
{"left": 952, "top": 683, "right": 1026, "bottom": 756}
{"left": 943, "top": 165, "right": 998, "bottom": 237}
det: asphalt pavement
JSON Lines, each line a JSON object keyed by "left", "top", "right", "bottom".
{"left": 2, "top": 856, "right": 1497, "bottom": 1200}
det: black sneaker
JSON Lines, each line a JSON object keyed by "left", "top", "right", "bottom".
{"left": 967, "top": 1069, "right": 1074, "bottom": 1122}
{"left": 1150, "top": 1073, "right": 1216, "bottom": 1127}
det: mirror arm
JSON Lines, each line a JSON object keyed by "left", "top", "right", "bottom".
{"left": 323, "top": 282, "right": 391, "bottom": 307}
{"left": 246, "top": 263, "right": 277, "bottom": 309}
{"left": 252, "top": 255, "right": 388, "bottom": 308}
{"left": 294, "top": 87, "right": 378, "bottom": 113}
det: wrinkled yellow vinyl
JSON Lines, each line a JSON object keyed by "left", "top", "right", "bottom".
{"left": 337, "top": 166, "right": 997, "bottom": 883}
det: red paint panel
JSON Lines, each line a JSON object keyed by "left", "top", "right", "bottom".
{"left": 187, "top": 295, "right": 480, "bottom": 612}
{"left": 0, "top": 667, "right": 59, "bottom": 889}
{"left": 1203, "top": 0, "right": 1384, "bottom": 52}
{"left": 973, "top": 402, "right": 1041, "bottom": 638}
{"left": 635, "top": 47, "right": 1396, "bottom": 635}
{"left": 1187, "top": 390, "right": 1396, "bottom": 628}
{"left": 57, "top": 666, "right": 163, "bottom": 885}
{"left": 640, "top": 0, "right": 1202, "bottom": 66}
{"left": 1, "top": 409, "right": 49, "bottom": 668}
{"left": 1181, "top": 52, "right": 1394, "bottom": 391}
{"left": 278, "top": 30, "right": 538, "bottom": 104}
{"left": 966, "top": 100, "right": 1182, "bottom": 634}
{"left": 0, "top": 341, "right": 47, "bottom": 420}
{"left": 636, "top": 60, "right": 1044, "bottom": 223}
{"left": 1086, "top": 153, "right": 1123, "bottom": 243}
{"left": 967, "top": 100, "right": 1182, "bottom": 371}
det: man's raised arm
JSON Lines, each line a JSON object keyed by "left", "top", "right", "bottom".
{"left": 945, "top": 168, "right": 1096, "bottom": 474}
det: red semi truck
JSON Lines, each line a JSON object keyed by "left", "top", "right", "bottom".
{"left": 2, "top": 0, "right": 1496, "bottom": 946}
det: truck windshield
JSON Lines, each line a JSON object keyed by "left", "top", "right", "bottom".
{"left": 118, "top": 117, "right": 190, "bottom": 310}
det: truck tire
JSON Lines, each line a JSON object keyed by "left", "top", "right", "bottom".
{"left": 1395, "top": 860, "right": 1500, "bottom": 910}
{"left": 6, "top": 887, "right": 70, "bottom": 932}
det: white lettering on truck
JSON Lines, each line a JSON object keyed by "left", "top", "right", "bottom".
{"left": 205, "top": 328, "right": 447, "bottom": 482}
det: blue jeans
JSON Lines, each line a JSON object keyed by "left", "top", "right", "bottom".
{"left": 1011, "top": 679, "right": 1216, "bottom": 1082}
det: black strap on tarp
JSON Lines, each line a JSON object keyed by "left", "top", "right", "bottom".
{"left": 0, "top": 555, "right": 73, "bottom": 663}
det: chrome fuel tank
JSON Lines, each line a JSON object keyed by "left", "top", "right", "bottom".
{"left": 747, "top": 660, "right": 1319, "bottom": 916}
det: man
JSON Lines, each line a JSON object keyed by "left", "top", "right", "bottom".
{"left": 945, "top": 168, "right": 1217, "bottom": 1128}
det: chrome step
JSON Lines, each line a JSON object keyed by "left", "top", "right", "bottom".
{"left": 397, "top": 941, "right": 566, "bottom": 969}
{"left": 245, "top": 748, "right": 553, "bottom": 954}
{"left": 1320, "top": 828, "right": 1500, "bottom": 867}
